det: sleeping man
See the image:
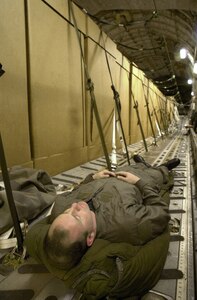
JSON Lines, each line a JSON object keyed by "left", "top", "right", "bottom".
{"left": 26, "top": 155, "right": 180, "bottom": 270}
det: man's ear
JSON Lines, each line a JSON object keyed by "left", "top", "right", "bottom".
{"left": 86, "top": 232, "right": 95, "bottom": 247}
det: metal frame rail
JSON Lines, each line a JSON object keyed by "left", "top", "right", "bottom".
{"left": 190, "top": 128, "right": 197, "bottom": 300}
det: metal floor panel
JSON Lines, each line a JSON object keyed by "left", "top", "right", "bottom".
{"left": 0, "top": 133, "right": 195, "bottom": 300}
{"left": 150, "top": 135, "right": 195, "bottom": 300}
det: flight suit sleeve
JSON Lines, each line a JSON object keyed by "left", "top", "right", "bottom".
{"left": 133, "top": 178, "right": 170, "bottom": 241}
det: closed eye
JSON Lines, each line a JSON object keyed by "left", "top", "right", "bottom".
{"left": 62, "top": 210, "right": 82, "bottom": 223}
{"left": 73, "top": 214, "right": 82, "bottom": 223}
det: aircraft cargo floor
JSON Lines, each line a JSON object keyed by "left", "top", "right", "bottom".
{"left": 0, "top": 132, "right": 196, "bottom": 300}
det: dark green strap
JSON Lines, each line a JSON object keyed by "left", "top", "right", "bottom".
{"left": 131, "top": 94, "right": 148, "bottom": 152}
{"left": 142, "top": 83, "right": 157, "bottom": 145}
{"left": 149, "top": 92, "right": 164, "bottom": 138}
{"left": 101, "top": 32, "right": 130, "bottom": 165}
{"left": 0, "top": 133, "right": 23, "bottom": 252}
{"left": 157, "top": 95, "right": 168, "bottom": 134}
{"left": 69, "top": 0, "right": 111, "bottom": 171}
{"left": 111, "top": 86, "right": 130, "bottom": 166}
{"left": 153, "top": 107, "right": 163, "bottom": 136}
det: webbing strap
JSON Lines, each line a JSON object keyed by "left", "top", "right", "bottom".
{"left": 130, "top": 92, "right": 148, "bottom": 152}
{"left": 156, "top": 95, "right": 168, "bottom": 134}
{"left": 101, "top": 32, "right": 130, "bottom": 166}
{"left": 141, "top": 82, "right": 157, "bottom": 145}
{"left": 149, "top": 92, "right": 164, "bottom": 138}
{"left": 159, "top": 108, "right": 168, "bottom": 134}
{"left": 69, "top": 0, "right": 111, "bottom": 171}
{"left": 111, "top": 86, "right": 130, "bottom": 165}
{"left": 0, "top": 133, "right": 23, "bottom": 252}
{"left": 111, "top": 110, "right": 118, "bottom": 168}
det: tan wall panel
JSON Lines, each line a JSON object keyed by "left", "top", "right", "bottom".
{"left": 167, "top": 98, "right": 174, "bottom": 123}
{"left": 34, "top": 146, "right": 88, "bottom": 176}
{"left": 140, "top": 82, "right": 149, "bottom": 137}
{"left": 44, "top": 0, "right": 87, "bottom": 34}
{"left": 158, "top": 96, "right": 166, "bottom": 131}
{"left": 28, "top": 0, "right": 85, "bottom": 172}
{"left": 70, "top": 0, "right": 87, "bottom": 34}
{"left": 0, "top": 0, "right": 174, "bottom": 175}
{"left": 152, "top": 85, "right": 165, "bottom": 132}
{"left": 87, "top": 20, "right": 123, "bottom": 64}
{"left": 131, "top": 65, "right": 160, "bottom": 142}
{"left": 149, "top": 81, "right": 163, "bottom": 134}
{"left": 131, "top": 75, "right": 148, "bottom": 141}
{"left": 148, "top": 84, "right": 161, "bottom": 136}
{"left": 86, "top": 14, "right": 102, "bottom": 43}
{"left": 93, "top": 33, "right": 131, "bottom": 151}
{"left": 144, "top": 80, "right": 157, "bottom": 138}
{"left": 106, "top": 38, "right": 123, "bottom": 65}
{"left": 0, "top": 0, "right": 32, "bottom": 167}
{"left": 87, "top": 31, "right": 130, "bottom": 154}
{"left": 117, "top": 56, "right": 130, "bottom": 72}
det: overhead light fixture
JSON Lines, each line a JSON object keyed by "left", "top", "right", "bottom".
{"left": 180, "top": 48, "right": 187, "bottom": 59}
{"left": 191, "top": 91, "right": 194, "bottom": 96}
{"left": 187, "top": 79, "right": 193, "bottom": 84}
{"left": 180, "top": 48, "right": 197, "bottom": 75}
{"left": 180, "top": 48, "right": 194, "bottom": 63}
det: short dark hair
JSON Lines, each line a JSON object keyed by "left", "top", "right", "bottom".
{"left": 44, "top": 225, "right": 88, "bottom": 269}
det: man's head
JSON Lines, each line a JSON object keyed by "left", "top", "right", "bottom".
{"left": 44, "top": 201, "right": 97, "bottom": 269}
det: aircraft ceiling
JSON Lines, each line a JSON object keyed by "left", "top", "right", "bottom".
{"left": 72, "top": 0, "right": 197, "bottom": 113}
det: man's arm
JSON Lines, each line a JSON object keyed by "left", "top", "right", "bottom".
{"left": 116, "top": 171, "right": 170, "bottom": 241}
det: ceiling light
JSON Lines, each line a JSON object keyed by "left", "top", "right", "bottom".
{"left": 180, "top": 48, "right": 197, "bottom": 75}
{"left": 191, "top": 91, "right": 194, "bottom": 96}
{"left": 187, "top": 79, "right": 193, "bottom": 84}
{"left": 180, "top": 48, "right": 187, "bottom": 59}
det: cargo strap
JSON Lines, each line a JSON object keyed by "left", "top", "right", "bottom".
{"left": 130, "top": 92, "right": 148, "bottom": 152}
{"left": 157, "top": 95, "right": 168, "bottom": 135}
{"left": 142, "top": 82, "right": 157, "bottom": 145}
{"left": 149, "top": 91, "right": 164, "bottom": 138}
{"left": 0, "top": 133, "right": 24, "bottom": 253}
{"left": 101, "top": 32, "right": 130, "bottom": 167}
{"left": 69, "top": 0, "right": 111, "bottom": 171}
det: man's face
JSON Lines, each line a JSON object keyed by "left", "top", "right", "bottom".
{"left": 51, "top": 201, "right": 96, "bottom": 245}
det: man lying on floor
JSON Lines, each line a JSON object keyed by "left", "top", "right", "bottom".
{"left": 25, "top": 155, "right": 180, "bottom": 299}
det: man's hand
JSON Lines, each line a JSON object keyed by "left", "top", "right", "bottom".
{"left": 116, "top": 171, "right": 140, "bottom": 184}
{"left": 93, "top": 169, "right": 116, "bottom": 180}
